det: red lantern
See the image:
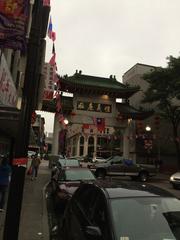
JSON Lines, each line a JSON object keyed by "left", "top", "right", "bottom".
{"left": 136, "top": 120, "right": 144, "bottom": 133}
{"left": 71, "top": 112, "right": 76, "bottom": 116}
{"left": 154, "top": 116, "right": 160, "bottom": 130}
{"left": 31, "top": 111, "right": 36, "bottom": 124}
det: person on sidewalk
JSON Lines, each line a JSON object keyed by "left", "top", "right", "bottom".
{"left": 0, "top": 155, "right": 11, "bottom": 212}
{"left": 31, "top": 153, "right": 41, "bottom": 180}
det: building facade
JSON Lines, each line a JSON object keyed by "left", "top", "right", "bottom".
{"left": 123, "top": 63, "right": 180, "bottom": 170}
{"left": 0, "top": 1, "right": 50, "bottom": 159}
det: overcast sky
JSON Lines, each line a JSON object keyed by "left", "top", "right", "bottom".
{"left": 43, "top": 0, "right": 180, "bottom": 133}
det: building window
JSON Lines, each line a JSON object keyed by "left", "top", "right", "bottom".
{"left": 80, "top": 136, "right": 84, "bottom": 145}
{"left": 88, "top": 136, "right": 94, "bottom": 157}
{"left": 90, "top": 129, "right": 93, "bottom": 133}
{"left": 79, "top": 136, "right": 84, "bottom": 156}
{"left": 88, "top": 136, "right": 94, "bottom": 145}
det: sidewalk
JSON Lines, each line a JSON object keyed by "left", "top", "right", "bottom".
{"left": 0, "top": 159, "right": 51, "bottom": 240}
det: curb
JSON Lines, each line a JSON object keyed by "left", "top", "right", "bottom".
{"left": 42, "top": 181, "right": 50, "bottom": 240}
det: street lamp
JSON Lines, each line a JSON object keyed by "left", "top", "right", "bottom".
{"left": 145, "top": 125, "right": 151, "bottom": 132}
{"left": 64, "top": 118, "right": 69, "bottom": 125}
{"left": 145, "top": 125, "right": 152, "bottom": 164}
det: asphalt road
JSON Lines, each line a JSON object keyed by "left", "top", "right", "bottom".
{"left": 149, "top": 181, "right": 180, "bottom": 199}
{"left": 109, "top": 176, "right": 180, "bottom": 199}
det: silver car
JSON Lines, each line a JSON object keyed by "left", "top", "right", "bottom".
{"left": 170, "top": 172, "right": 180, "bottom": 189}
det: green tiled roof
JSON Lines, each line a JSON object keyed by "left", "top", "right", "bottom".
{"left": 61, "top": 72, "right": 139, "bottom": 93}
{"left": 116, "top": 103, "right": 154, "bottom": 120}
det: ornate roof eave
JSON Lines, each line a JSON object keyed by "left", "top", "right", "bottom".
{"left": 59, "top": 75, "right": 139, "bottom": 98}
{"left": 42, "top": 96, "right": 74, "bottom": 114}
{"left": 116, "top": 103, "right": 154, "bottom": 120}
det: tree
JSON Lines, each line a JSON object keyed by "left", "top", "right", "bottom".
{"left": 142, "top": 55, "right": 180, "bottom": 168}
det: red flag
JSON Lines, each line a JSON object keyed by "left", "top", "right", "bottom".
{"left": 82, "top": 124, "right": 90, "bottom": 129}
{"left": 52, "top": 31, "right": 56, "bottom": 42}
{"left": 96, "top": 118, "right": 105, "bottom": 131}
{"left": 49, "top": 53, "right": 56, "bottom": 66}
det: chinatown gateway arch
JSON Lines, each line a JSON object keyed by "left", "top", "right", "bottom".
{"left": 43, "top": 70, "right": 151, "bottom": 162}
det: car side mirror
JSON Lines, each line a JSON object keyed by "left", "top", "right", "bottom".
{"left": 85, "top": 226, "right": 102, "bottom": 239}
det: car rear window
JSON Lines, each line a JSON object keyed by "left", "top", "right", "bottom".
{"left": 111, "top": 197, "right": 180, "bottom": 240}
{"left": 65, "top": 169, "right": 95, "bottom": 181}
{"left": 58, "top": 159, "right": 80, "bottom": 167}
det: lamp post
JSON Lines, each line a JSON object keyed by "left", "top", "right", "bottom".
{"left": 145, "top": 125, "right": 152, "bottom": 164}
{"left": 63, "top": 119, "right": 69, "bottom": 157}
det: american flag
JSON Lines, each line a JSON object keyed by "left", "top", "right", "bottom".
{"left": 93, "top": 117, "right": 105, "bottom": 131}
{"left": 43, "top": 0, "right": 50, "bottom": 6}
{"left": 48, "top": 16, "right": 53, "bottom": 39}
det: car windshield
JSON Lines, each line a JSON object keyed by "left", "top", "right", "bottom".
{"left": 110, "top": 197, "right": 180, "bottom": 240}
{"left": 106, "top": 155, "right": 123, "bottom": 163}
{"left": 58, "top": 159, "right": 79, "bottom": 167}
{"left": 65, "top": 169, "right": 95, "bottom": 181}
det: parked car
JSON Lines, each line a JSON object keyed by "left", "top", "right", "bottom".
{"left": 80, "top": 156, "right": 107, "bottom": 167}
{"left": 28, "top": 150, "right": 36, "bottom": 158}
{"left": 51, "top": 167, "right": 96, "bottom": 213}
{"left": 51, "top": 158, "right": 80, "bottom": 178}
{"left": 92, "top": 156, "right": 107, "bottom": 163}
{"left": 170, "top": 172, "right": 180, "bottom": 189}
{"left": 89, "top": 155, "right": 156, "bottom": 182}
{"left": 48, "top": 154, "right": 65, "bottom": 168}
{"left": 60, "top": 181, "right": 180, "bottom": 240}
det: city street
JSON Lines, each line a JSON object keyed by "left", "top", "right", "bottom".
{"left": 150, "top": 180, "right": 180, "bottom": 199}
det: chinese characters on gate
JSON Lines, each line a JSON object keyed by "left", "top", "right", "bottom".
{"left": 77, "top": 101, "right": 111, "bottom": 113}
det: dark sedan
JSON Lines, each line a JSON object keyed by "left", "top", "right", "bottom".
{"left": 60, "top": 181, "right": 180, "bottom": 240}
{"left": 51, "top": 167, "right": 96, "bottom": 213}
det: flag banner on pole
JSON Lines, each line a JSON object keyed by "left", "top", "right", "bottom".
{"left": 51, "top": 31, "right": 56, "bottom": 41}
{"left": 96, "top": 118, "right": 105, "bottom": 131}
{"left": 49, "top": 53, "right": 56, "bottom": 66}
{"left": 0, "top": 0, "right": 29, "bottom": 52}
{"left": 43, "top": 63, "right": 55, "bottom": 100}
{"left": 43, "top": 0, "right": 50, "bottom": 6}
{"left": 48, "top": 16, "right": 53, "bottom": 39}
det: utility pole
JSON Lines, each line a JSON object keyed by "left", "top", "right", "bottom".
{"left": 3, "top": 0, "right": 43, "bottom": 239}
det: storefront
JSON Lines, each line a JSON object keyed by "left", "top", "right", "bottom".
{"left": 0, "top": 52, "right": 19, "bottom": 157}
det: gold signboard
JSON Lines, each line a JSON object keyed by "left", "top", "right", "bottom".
{"left": 77, "top": 101, "right": 111, "bottom": 113}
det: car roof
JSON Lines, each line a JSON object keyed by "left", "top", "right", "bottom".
{"left": 64, "top": 167, "right": 92, "bottom": 172}
{"left": 83, "top": 180, "right": 175, "bottom": 199}
{"left": 58, "top": 159, "right": 79, "bottom": 167}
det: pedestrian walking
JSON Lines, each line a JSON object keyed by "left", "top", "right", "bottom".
{"left": 31, "top": 153, "right": 41, "bottom": 180}
{"left": 0, "top": 155, "right": 11, "bottom": 212}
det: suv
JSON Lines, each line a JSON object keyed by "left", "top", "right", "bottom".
{"left": 89, "top": 155, "right": 156, "bottom": 182}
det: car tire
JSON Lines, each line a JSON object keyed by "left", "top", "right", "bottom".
{"left": 172, "top": 183, "right": 179, "bottom": 189}
{"left": 139, "top": 171, "right": 148, "bottom": 182}
{"left": 95, "top": 169, "right": 106, "bottom": 178}
{"left": 131, "top": 176, "right": 138, "bottom": 181}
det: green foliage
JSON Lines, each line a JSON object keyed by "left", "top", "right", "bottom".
{"left": 142, "top": 56, "right": 180, "bottom": 127}
{"left": 141, "top": 55, "right": 180, "bottom": 167}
